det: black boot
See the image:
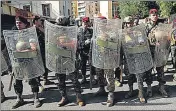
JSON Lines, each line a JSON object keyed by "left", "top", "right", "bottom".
{"left": 80, "top": 75, "right": 87, "bottom": 84}
{"left": 107, "top": 92, "right": 114, "bottom": 107}
{"left": 33, "top": 92, "right": 41, "bottom": 108}
{"left": 146, "top": 85, "right": 153, "bottom": 97}
{"left": 57, "top": 96, "right": 69, "bottom": 107}
{"left": 159, "top": 84, "right": 169, "bottom": 98}
{"left": 12, "top": 94, "right": 24, "bottom": 109}
{"left": 94, "top": 86, "right": 106, "bottom": 96}
{"left": 125, "top": 85, "right": 134, "bottom": 99}
{"left": 76, "top": 93, "right": 85, "bottom": 106}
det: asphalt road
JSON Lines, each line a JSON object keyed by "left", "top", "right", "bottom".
{"left": 1, "top": 59, "right": 176, "bottom": 110}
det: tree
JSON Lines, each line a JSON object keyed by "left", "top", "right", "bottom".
{"left": 118, "top": 1, "right": 149, "bottom": 19}
{"left": 156, "top": 1, "right": 173, "bottom": 18}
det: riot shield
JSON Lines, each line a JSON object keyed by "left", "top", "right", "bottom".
{"left": 121, "top": 24, "right": 153, "bottom": 74}
{"left": 1, "top": 53, "right": 8, "bottom": 73}
{"left": 92, "top": 19, "right": 122, "bottom": 69}
{"left": 3, "top": 26, "right": 45, "bottom": 80}
{"left": 45, "top": 20, "right": 77, "bottom": 74}
{"left": 153, "top": 23, "right": 172, "bottom": 67}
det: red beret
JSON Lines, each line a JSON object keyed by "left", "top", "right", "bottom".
{"left": 82, "top": 17, "right": 89, "bottom": 22}
{"left": 149, "top": 9, "right": 158, "bottom": 14}
{"left": 98, "top": 16, "right": 107, "bottom": 19}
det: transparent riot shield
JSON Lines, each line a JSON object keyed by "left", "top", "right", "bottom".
{"left": 121, "top": 24, "right": 153, "bottom": 74}
{"left": 45, "top": 20, "right": 77, "bottom": 74}
{"left": 3, "top": 26, "right": 45, "bottom": 80}
{"left": 1, "top": 53, "right": 8, "bottom": 73}
{"left": 92, "top": 19, "right": 122, "bottom": 69}
{"left": 153, "top": 23, "right": 172, "bottom": 67}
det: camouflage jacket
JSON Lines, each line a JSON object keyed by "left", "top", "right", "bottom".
{"left": 145, "top": 21, "right": 159, "bottom": 46}
{"left": 77, "top": 26, "right": 93, "bottom": 55}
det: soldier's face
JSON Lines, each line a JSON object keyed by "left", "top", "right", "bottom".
{"left": 16, "top": 20, "right": 27, "bottom": 30}
{"left": 36, "top": 19, "right": 42, "bottom": 27}
{"left": 150, "top": 14, "right": 158, "bottom": 22}
{"left": 83, "top": 22, "right": 90, "bottom": 28}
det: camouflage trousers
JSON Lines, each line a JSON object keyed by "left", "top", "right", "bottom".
{"left": 104, "top": 69, "right": 115, "bottom": 92}
{"left": 14, "top": 78, "right": 39, "bottom": 95}
{"left": 55, "top": 71, "right": 81, "bottom": 97}
{"left": 96, "top": 68, "right": 115, "bottom": 92}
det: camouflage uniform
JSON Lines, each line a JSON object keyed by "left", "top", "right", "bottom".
{"left": 53, "top": 17, "right": 84, "bottom": 107}
{"left": 145, "top": 21, "right": 169, "bottom": 98}
{"left": 77, "top": 26, "right": 93, "bottom": 83}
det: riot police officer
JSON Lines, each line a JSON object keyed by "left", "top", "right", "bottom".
{"left": 77, "top": 17, "right": 93, "bottom": 84}
{"left": 145, "top": 9, "right": 169, "bottom": 98}
{"left": 122, "top": 16, "right": 138, "bottom": 99}
{"left": 4, "top": 16, "right": 43, "bottom": 109}
{"left": 33, "top": 16, "right": 55, "bottom": 91}
{"left": 50, "top": 16, "right": 85, "bottom": 107}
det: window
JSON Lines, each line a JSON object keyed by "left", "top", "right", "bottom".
{"left": 23, "top": 5, "right": 30, "bottom": 12}
{"left": 42, "top": 4, "right": 50, "bottom": 17}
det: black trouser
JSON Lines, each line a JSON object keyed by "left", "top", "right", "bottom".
{"left": 55, "top": 71, "right": 81, "bottom": 97}
{"left": 145, "top": 66, "right": 166, "bottom": 85}
{"left": 80, "top": 52, "right": 89, "bottom": 76}
{"left": 90, "top": 65, "right": 96, "bottom": 76}
{"left": 38, "top": 52, "right": 48, "bottom": 82}
{"left": 14, "top": 78, "right": 39, "bottom": 95}
{"left": 115, "top": 67, "right": 121, "bottom": 80}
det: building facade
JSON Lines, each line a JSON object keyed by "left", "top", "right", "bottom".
{"left": 77, "top": 1, "right": 86, "bottom": 18}
{"left": 4, "top": 1, "right": 72, "bottom": 19}
{"left": 85, "top": 1, "right": 100, "bottom": 19}
{"left": 99, "top": 1, "right": 119, "bottom": 19}
{"left": 71, "top": 0, "right": 78, "bottom": 18}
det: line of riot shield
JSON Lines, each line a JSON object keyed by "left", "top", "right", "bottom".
{"left": 1, "top": 53, "right": 8, "bottom": 73}
{"left": 92, "top": 19, "right": 122, "bottom": 69}
{"left": 44, "top": 20, "right": 77, "bottom": 74}
{"left": 153, "top": 23, "right": 172, "bottom": 67}
{"left": 3, "top": 26, "right": 45, "bottom": 80}
{"left": 121, "top": 23, "right": 153, "bottom": 74}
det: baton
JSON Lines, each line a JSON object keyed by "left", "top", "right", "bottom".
{"left": 90, "top": 65, "right": 92, "bottom": 90}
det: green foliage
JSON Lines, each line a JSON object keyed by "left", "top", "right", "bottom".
{"left": 118, "top": 1, "right": 149, "bottom": 19}
{"left": 156, "top": 1, "right": 173, "bottom": 18}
